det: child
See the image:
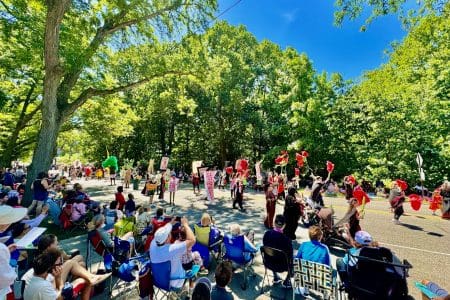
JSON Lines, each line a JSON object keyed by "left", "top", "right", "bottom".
{"left": 71, "top": 197, "right": 86, "bottom": 222}
{"left": 176, "top": 225, "right": 206, "bottom": 280}
{"left": 169, "top": 172, "right": 179, "bottom": 206}
{"left": 125, "top": 193, "right": 136, "bottom": 217}
{"left": 104, "top": 201, "right": 123, "bottom": 229}
{"left": 115, "top": 186, "right": 125, "bottom": 211}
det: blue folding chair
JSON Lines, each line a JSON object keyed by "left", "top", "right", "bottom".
{"left": 415, "top": 282, "right": 441, "bottom": 299}
{"left": 151, "top": 261, "right": 200, "bottom": 299}
{"left": 222, "top": 234, "right": 256, "bottom": 290}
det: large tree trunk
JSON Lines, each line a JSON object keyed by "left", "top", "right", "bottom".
{"left": 23, "top": 0, "right": 70, "bottom": 205}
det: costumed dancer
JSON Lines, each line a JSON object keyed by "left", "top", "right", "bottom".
{"left": 309, "top": 171, "right": 331, "bottom": 207}
{"left": 343, "top": 175, "right": 355, "bottom": 200}
{"left": 233, "top": 176, "right": 244, "bottom": 211}
{"left": 389, "top": 180, "right": 407, "bottom": 224}
{"left": 264, "top": 185, "right": 276, "bottom": 229}
{"left": 440, "top": 180, "right": 450, "bottom": 219}
{"left": 334, "top": 198, "right": 361, "bottom": 243}
{"left": 283, "top": 187, "right": 301, "bottom": 240}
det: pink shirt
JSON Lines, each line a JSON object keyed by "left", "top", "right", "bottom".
{"left": 71, "top": 202, "right": 86, "bottom": 221}
{"left": 169, "top": 177, "right": 179, "bottom": 192}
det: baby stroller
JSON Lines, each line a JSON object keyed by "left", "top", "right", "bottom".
{"left": 344, "top": 246, "right": 413, "bottom": 299}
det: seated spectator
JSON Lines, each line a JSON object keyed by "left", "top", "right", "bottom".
{"left": 420, "top": 279, "right": 449, "bottom": 300}
{"left": 125, "top": 193, "right": 136, "bottom": 217}
{"left": 176, "top": 225, "right": 204, "bottom": 272}
{"left": 136, "top": 205, "right": 152, "bottom": 234}
{"left": 336, "top": 230, "right": 375, "bottom": 285}
{"left": 211, "top": 261, "right": 234, "bottom": 300}
{"left": 23, "top": 248, "right": 94, "bottom": 300}
{"left": 262, "top": 214, "right": 293, "bottom": 286}
{"left": 73, "top": 183, "right": 100, "bottom": 214}
{"left": 296, "top": 225, "right": 331, "bottom": 267}
{"left": 228, "top": 224, "right": 257, "bottom": 262}
{"left": 192, "top": 277, "right": 212, "bottom": 300}
{"left": 195, "top": 213, "right": 221, "bottom": 247}
{"left": 149, "top": 217, "right": 196, "bottom": 289}
{"left": 37, "top": 234, "right": 85, "bottom": 267}
{"left": 88, "top": 214, "right": 134, "bottom": 254}
{"left": 104, "top": 200, "right": 123, "bottom": 230}
{"left": 0, "top": 242, "right": 17, "bottom": 298}
{"left": 6, "top": 195, "right": 21, "bottom": 207}
{"left": 71, "top": 197, "right": 86, "bottom": 222}
{"left": 115, "top": 186, "right": 126, "bottom": 211}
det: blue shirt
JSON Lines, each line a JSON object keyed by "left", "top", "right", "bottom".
{"left": 296, "top": 240, "right": 331, "bottom": 266}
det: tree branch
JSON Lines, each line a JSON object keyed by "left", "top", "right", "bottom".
{"left": 57, "top": 1, "right": 188, "bottom": 106}
{"left": 61, "top": 71, "right": 191, "bottom": 119}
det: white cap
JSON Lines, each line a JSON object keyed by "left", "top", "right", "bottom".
{"left": 154, "top": 223, "right": 172, "bottom": 245}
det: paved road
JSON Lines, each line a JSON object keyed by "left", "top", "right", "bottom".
{"left": 69, "top": 179, "right": 449, "bottom": 299}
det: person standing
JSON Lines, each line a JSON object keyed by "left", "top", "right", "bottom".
{"left": 159, "top": 171, "right": 166, "bottom": 200}
{"left": 192, "top": 172, "right": 200, "bottom": 194}
{"left": 233, "top": 178, "right": 244, "bottom": 211}
{"left": 283, "top": 189, "right": 301, "bottom": 240}
{"left": 115, "top": 186, "right": 126, "bottom": 211}
{"left": 28, "top": 172, "right": 49, "bottom": 216}
{"left": 124, "top": 168, "right": 132, "bottom": 189}
{"left": 264, "top": 185, "right": 277, "bottom": 229}
{"left": 109, "top": 167, "right": 116, "bottom": 186}
{"left": 389, "top": 182, "right": 405, "bottom": 224}
{"left": 169, "top": 172, "right": 178, "bottom": 206}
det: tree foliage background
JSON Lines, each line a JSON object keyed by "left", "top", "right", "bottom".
{"left": 0, "top": 0, "right": 448, "bottom": 188}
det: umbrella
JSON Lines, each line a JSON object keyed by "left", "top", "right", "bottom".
{"left": 353, "top": 188, "right": 371, "bottom": 206}
{"left": 326, "top": 161, "right": 335, "bottom": 173}
{"left": 409, "top": 194, "right": 422, "bottom": 211}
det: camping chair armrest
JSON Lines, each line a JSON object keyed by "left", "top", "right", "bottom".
{"left": 172, "top": 265, "right": 201, "bottom": 280}
{"left": 208, "top": 238, "right": 223, "bottom": 250}
{"left": 415, "top": 282, "right": 439, "bottom": 299}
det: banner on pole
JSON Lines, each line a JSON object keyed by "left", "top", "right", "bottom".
{"left": 160, "top": 156, "right": 169, "bottom": 171}
{"left": 204, "top": 170, "right": 217, "bottom": 201}
{"left": 192, "top": 161, "right": 203, "bottom": 175}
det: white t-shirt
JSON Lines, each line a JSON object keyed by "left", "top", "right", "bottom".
{"left": 23, "top": 276, "right": 57, "bottom": 300}
{"left": 149, "top": 240, "right": 187, "bottom": 288}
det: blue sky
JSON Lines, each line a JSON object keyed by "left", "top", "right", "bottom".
{"left": 217, "top": 0, "right": 408, "bottom": 80}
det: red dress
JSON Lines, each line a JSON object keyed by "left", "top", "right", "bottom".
{"left": 264, "top": 190, "right": 276, "bottom": 228}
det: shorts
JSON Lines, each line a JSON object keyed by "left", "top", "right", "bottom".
{"left": 147, "top": 190, "right": 155, "bottom": 196}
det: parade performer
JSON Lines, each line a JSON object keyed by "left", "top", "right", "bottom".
{"left": 390, "top": 180, "right": 407, "bottom": 224}
{"left": 335, "top": 198, "right": 361, "bottom": 240}
{"left": 440, "top": 181, "right": 450, "bottom": 219}
{"left": 159, "top": 171, "right": 166, "bottom": 200}
{"left": 264, "top": 185, "right": 277, "bottom": 229}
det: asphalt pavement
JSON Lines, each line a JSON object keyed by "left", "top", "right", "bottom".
{"left": 65, "top": 179, "right": 449, "bottom": 299}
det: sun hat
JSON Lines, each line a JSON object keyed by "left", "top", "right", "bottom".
{"left": 0, "top": 205, "right": 27, "bottom": 225}
{"left": 154, "top": 223, "right": 173, "bottom": 245}
{"left": 355, "top": 231, "right": 373, "bottom": 246}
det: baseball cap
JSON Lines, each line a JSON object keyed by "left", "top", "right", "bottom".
{"left": 355, "top": 231, "right": 373, "bottom": 246}
{"left": 154, "top": 223, "right": 172, "bottom": 246}
{"left": 0, "top": 205, "right": 27, "bottom": 225}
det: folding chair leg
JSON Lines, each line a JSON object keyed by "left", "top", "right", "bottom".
{"left": 260, "top": 269, "right": 267, "bottom": 294}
